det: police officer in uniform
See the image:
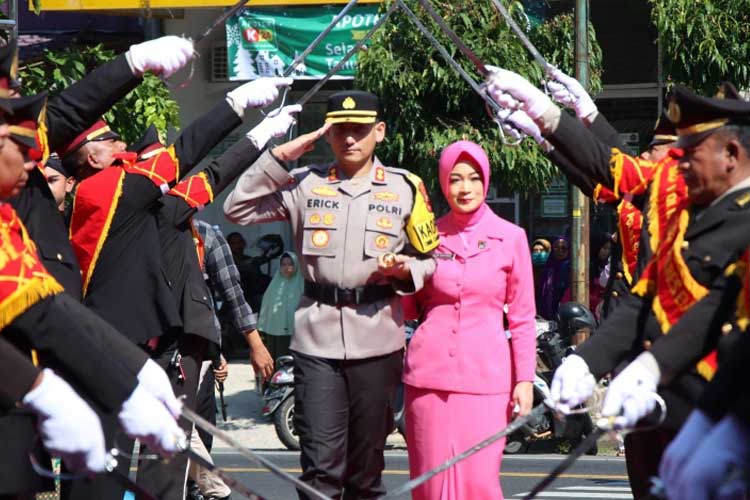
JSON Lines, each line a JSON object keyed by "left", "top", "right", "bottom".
{"left": 224, "top": 90, "right": 438, "bottom": 499}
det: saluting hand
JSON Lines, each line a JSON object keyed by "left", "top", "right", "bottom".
{"left": 272, "top": 122, "right": 331, "bottom": 163}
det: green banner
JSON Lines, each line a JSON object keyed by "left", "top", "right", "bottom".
{"left": 226, "top": 5, "right": 381, "bottom": 81}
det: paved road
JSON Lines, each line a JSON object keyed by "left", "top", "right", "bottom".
{"left": 211, "top": 449, "right": 631, "bottom": 499}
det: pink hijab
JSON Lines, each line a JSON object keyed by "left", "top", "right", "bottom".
{"left": 438, "top": 140, "right": 491, "bottom": 201}
{"left": 438, "top": 140, "right": 491, "bottom": 238}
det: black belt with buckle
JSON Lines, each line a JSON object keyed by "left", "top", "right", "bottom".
{"left": 304, "top": 281, "right": 395, "bottom": 307}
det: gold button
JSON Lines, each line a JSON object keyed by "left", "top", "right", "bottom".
{"left": 643, "top": 340, "right": 652, "bottom": 350}
{"left": 703, "top": 255, "right": 712, "bottom": 263}
{"left": 56, "top": 253, "right": 63, "bottom": 261}
{"left": 681, "top": 241, "right": 689, "bottom": 250}
{"left": 721, "top": 323, "right": 733, "bottom": 335}
{"left": 612, "top": 291, "right": 619, "bottom": 298}
{"left": 615, "top": 272, "right": 623, "bottom": 279}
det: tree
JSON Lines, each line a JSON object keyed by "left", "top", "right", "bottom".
{"left": 356, "top": 0, "right": 603, "bottom": 194}
{"left": 650, "top": 0, "right": 750, "bottom": 95}
{"left": 19, "top": 44, "right": 180, "bottom": 145}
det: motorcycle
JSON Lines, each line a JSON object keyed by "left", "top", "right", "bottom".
{"left": 503, "top": 302, "right": 598, "bottom": 455}
{"left": 262, "top": 321, "right": 416, "bottom": 451}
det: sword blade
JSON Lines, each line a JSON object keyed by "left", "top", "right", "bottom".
{"left": 488, "top": 0, "right": 552, "bottom": 73}
{"left": 284, "top": 0, "right": 360, "bottom": 77}
{"left": 387, "top": 404, "right": 548, "bottom": 497}
{"left": 397, "top": 0, "right": 499, "bottom": 112}
{"left": 521, "top": 427, "right": 605, "bottom": 500}
{"left": 296, "top": 0, "right": 398, "bottom": 106}
{"left": 181, "top": 407, "right": 331, "bottom": 500}
{"left": 193, "top": 0, "right": 251, "bottom": 45}
{"left": 183, "top": 446, "right": 267, "bottom": 500}
{"left": 415, "top": 0, "right": 488, "bottom": 76}
{"left": 108, "top": 469, "right": 157, "bottom": 500}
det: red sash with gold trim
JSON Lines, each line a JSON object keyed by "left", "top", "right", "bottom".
{"left": 0, "top": 203, "right": 63, "bottom": 329}
{"left": 609, "top": 148, "right": 655, "bottom": 198}
{"left": 632, "top": 208, "right": 717, "bottom": 379}
{"left": 69, "top": 168, "right": 126, "bottom": 296}
{"left": 593, "top": 186, "right": 642, "bottom": 282}
{"left": 167, "top": 172, "right": 214, "bottom": 210}
{"left": 645, "top": 158, "right": 688, "bottom": 255}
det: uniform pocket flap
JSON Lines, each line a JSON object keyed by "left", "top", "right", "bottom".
{"left": 365, "top": 213, "right": 400, "bottom": 237}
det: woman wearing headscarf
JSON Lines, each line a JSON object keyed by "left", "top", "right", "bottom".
{"left": 257, "top": 251, "right": 303, "bottom": 361}
{"left": 539, "top": 235, "right": 571, "bottom": 320}
{"left": 402, "top": 141, "right": 537, "bottom": 499}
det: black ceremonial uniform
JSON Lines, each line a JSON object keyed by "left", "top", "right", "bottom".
{"left": 572, "top": 84, "right": 750, "bottom": 498}
{"left": 11, "top": 53, "right": 141, "bottom": 299}
{"left": 62, "top": 100, "right": 240, "bottom": 500}
{"left": 158, "top": 135, "right": 263, "bottom": 345}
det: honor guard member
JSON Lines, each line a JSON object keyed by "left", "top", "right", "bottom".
{"left": 59, "top": 78, "right": 291, "bottom": 500}
{"left": 0, "top": 103, "right": 183, "bottom": 498}
{"left": 224, "top": 90, "right": 439, "bottom": 499}
{"left": 487, "top": 70, "right": 750, "bottom": 498}
{"left": 500, "top": 67, "right": 679, "bottom": 320}
{"left": 0, "top": 36, "right": 194, "bottom": 301}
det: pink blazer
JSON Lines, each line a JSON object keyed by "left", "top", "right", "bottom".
{"left": 402, "top": 208, "right": 537, "bottom": 395}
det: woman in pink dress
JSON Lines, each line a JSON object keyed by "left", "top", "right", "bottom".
{"left": 403, "top": 140, "right": 537, "bottom": 499}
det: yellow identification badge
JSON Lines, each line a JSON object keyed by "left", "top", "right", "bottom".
{"left": 404, "top": 173, "right": 439, "bottom": 253}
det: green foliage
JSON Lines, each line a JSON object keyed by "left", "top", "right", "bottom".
{"left": 650, "top": 0, "right": 750, "bottom": 94}
{"left": 356, "top": 0, "right": 603, "bottom": 194}
{"left": 19, "top": 44, "right": 180, "bottom": 145}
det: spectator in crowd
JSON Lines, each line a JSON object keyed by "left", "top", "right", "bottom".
{"left": 531, "top": 238, "right": 551, "bottom": 312}
{"left": 257, "top": 251, "right": 303, "bottom": 362}
{"left": 402, "top": 140, "right": 536, "bottom": 499}
{"left": 540, "top": 235, "right": 571, "bottom": 319}
{"left": 588, "top": 231, "right": 612, "bottom": 317}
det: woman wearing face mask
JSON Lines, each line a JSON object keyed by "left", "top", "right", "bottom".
{"left": 402, "top": 141, "right": 536, "bottom": 499}
{"left": 257, "top": 251, "right": 303, "bottom": 362}
{"left": 539, "top": 235, "right": 571, "bottom": 320}
{"left": 531, "top": 238, "right": 551, "bottom": 312}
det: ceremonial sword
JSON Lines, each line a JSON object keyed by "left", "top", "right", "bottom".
{"left": 181, "top": 406, "right": 332, "bottom": 500}
{"left": 522, "top": 394, "right": 668, "bottom": 500}
{"left": 386, "top": 403, "right": 549, "bottom": 497}
{"left": 488, "top": 0, "right": 554, "bottom": 75}
{"left": 295, "top": 0, "right": 400, "bottom": 107}
{"left": 409, "top": 0, "right": 524, "bottom": 145}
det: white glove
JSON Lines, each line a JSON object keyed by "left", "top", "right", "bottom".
{"left": 128, "top": 36, "right": 194, "bottom": 78}
{"left": 659, "top": 410, "right": 715, "bottom": 498}
{"left": 507, "top": 109, "right": 544, "bottom": 144}
{"left": 22, "top": 369, "right": 108, "bottom": 474}
{"left": 137, "top": 359, "right": 182, "bottom": 419}
{"left": 485, "top": 65, "right": 553, "bottom": 120}
{"left": 227, "top": 77, "right": 293, "bottom": 111}
{"left": 247, "top": 104, "right": 302, "bottom": 150}
{"left": 670, "top": 415, "right": 749, "bottom": 500}
{"left": 546, "top": 67, "right": 597, "bottom": 120}
{"left": 550, "top": 354, "right": 596, "bottom": 411}
{"left": 118, "top": 384, "right": 186, "bottom": 457}
{"left": 601, "top": 355, "right": 658, "bottom": 429}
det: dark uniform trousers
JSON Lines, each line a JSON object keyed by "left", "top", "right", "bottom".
{"left": 292, "top": 349, "right": 403, "bottom": 500}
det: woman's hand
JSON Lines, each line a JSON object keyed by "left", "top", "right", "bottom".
{"left": 512, "top": 381, "right": 534, "bottom": 418}
{"left": 377, "top": 253, "right": 412, "bottom": 281}
{"left": 271, "top": 122, "right": 331, "bottom": 163}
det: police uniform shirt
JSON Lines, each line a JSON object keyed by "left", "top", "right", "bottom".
{"left": 225, "top": 150, "right": 436, "bottom": 360}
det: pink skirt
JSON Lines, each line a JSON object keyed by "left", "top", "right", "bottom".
{"left": 405, "top": 385, "right": 512, "bottom": 500}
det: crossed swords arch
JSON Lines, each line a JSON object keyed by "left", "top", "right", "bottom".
{"left": 93, "top": 1, "right": 615, "bottom": 499}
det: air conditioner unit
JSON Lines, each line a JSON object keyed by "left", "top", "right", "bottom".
{"left": 211, "top": 44, "right": 229, "bottom": 83}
